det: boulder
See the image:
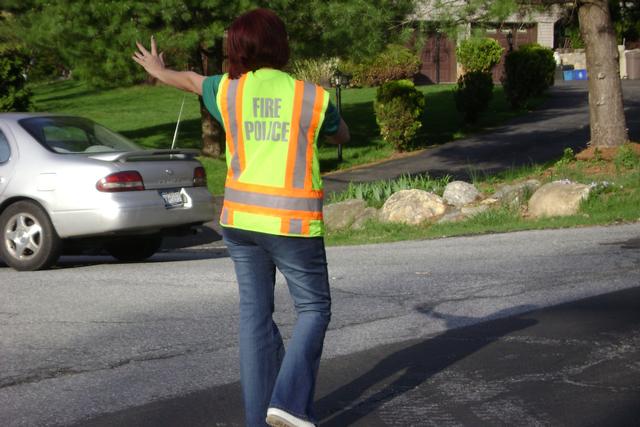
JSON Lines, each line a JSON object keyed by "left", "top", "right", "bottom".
{"left": 443, "top": 181, "right": 480, "bottom": 207}
{"left": 352, "top": 207, "right": 379, "bottom": 230}
{"left": 461, "top": 204, "right": 490, "bottom": 218}
{"left": 436, "top": 209, "right": 465, "bottom": 224}
{"left": 492, "top": 179, "right": 541, "bottom": 207}
{"left": 380, "top": 189, "right": 447, "bottom": 225}
{"left": 323, "top": 199, "right": 367, "bottom": 231}
{"left": 528, "top": 181, "right": 591, "bottom": 218}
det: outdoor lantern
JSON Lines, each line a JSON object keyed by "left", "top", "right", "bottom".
{"left": 331, "top": 70, "right": 351, "bottom": 162}
{"left": 507, "top": 31, "right": 514, "bottom": 52}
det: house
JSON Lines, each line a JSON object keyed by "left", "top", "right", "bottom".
{"left": 412, "top": 1, "right": 566, "bottom": 83}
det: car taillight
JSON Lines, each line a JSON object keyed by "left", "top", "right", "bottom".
{"left": 96, "top": 171, "right": 145, "bottom": 192}
{"left": 193, "top": 166, "right": 207, "bottom": 187}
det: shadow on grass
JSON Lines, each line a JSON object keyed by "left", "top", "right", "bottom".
{"left": 120, "top": 118, "right": 203, "bottom": 149}
{"left": 31, "top": 80, "right": 102, "bottom": 104}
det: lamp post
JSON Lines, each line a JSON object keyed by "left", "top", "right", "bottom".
{"left": 507, "top": 31, "right": 514, "bottom": 52}
{"left": 331, "top": 70, "right": 350, "bottom": 162}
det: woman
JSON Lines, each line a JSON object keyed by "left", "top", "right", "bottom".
{"left": 133, "top": 8, "right": 349, "bottom": 427}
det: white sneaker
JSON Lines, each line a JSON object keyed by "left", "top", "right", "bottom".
{"left": 266, "top": 407, "right": 316, "bottom": 427}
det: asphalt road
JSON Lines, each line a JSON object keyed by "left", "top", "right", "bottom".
{"left": 1, "top": 223, "right": 639, "bottom": 426}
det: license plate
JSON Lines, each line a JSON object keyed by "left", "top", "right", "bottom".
{"left": 160, "top": 190, "right": 184, "bottom": 208}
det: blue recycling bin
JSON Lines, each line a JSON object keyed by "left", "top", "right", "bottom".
{"left": 573, "top": 69, "right": 588, "bottom": 80}
{"left": 563, "top": 70, "right": 574, "bottom": 80}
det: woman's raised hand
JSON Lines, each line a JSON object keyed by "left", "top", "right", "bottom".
{"left": 132, "top": 36, "right": 165, "bottom": 78}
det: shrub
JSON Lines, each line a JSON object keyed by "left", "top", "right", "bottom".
{"left": 456, "top": 37, "right": 504, "bottom": 73}
{"left": 454, "top": 71, "right": 494, "bottom": 123}
{"left": 289, "top": 58, "right": 338, "bottom": 87}
{"left": 614, "top": 144, "right": 640, "bottom": 170}
{"left": 0, "top": 46, "right": 32, "bottom": 112}
{"left": 374, "top": 79, "right": 425, "bottom": 151}
{"left": 502, "top": 43, "right": 556, "bottom": 108}
{"left": 328, "top": 173, "right": 452, "bottom": 207}
{"left": 341, "top": 45, "right": 421, "bottom": 87}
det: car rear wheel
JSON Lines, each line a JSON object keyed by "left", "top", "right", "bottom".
{"left": 0, "top": 201, "right": 62, "bottom": 271}
{"left": 105, "top": 235, "right": 162, "bottom": 262}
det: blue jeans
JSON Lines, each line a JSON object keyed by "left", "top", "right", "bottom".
{"left": 223, "top": 227, "right": 331, "bottom": 426}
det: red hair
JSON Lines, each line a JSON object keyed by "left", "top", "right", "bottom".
{"left": 227, "top": 9, "right": 290, "bottom": 79}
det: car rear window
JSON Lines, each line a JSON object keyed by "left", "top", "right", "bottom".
{"left": 19, "top": 116, "right": 141, "bottom": 154}
{"left": 0, "top": 130, "right": 10, "bottom": 163}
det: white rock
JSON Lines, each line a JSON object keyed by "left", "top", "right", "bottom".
{"left": 443, "top": 181, "right": 480, "bottom": 207}
{"left": 380, "top": 189, "right": 447, "bottom": 225}
{"left": 528, "top": 181, "right": 591, "bottom": 218}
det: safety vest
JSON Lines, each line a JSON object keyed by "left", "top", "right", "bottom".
{"left": 216, "top": 69, "right": 329, "bottom": 237}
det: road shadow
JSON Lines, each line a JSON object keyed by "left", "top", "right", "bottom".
{"left": 0, "top": 248, "right": 230, "bottom": 271}
{"left": 69, "top": 305, "right": 537, "bottom": 427}
{"left": 52, "top": 247, "right": 229, "bottom": 270}
{"left": 315, "top": 306, "right": 537, "bottom": 426}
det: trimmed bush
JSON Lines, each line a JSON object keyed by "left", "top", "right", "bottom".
{"left": 374, "top": 79, "right": 425, "bottom": 151}
{"left": 456, "top": 37, "right": 503, "bottom": 73}
{"left": 502, "top": 43, "right": 556, "bottom": 108}
{"left": 341, "top": 45, "right": 421, "bottom": 87}
{"left": 289, "top": 58, "right": 338, "bottom": 87}
{"left": 455, "top": 71, "right": 494, "bottom": 123}
{"left": 0, "top": 46, "right": 32, "bottom": 112}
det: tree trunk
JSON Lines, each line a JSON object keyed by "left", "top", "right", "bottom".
{"left": 578, "top": 0, "right": 629, "bottom": 147}
{"left": 199, "top": 39, "right": 225, "bottom": 158}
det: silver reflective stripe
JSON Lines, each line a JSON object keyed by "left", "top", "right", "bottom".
{"left": 221, "top": 207, "right": 229, "bottom": 224}
{"left": 226, "top": 78, "right": 242, "bottom": 179}
{"left": 289, "top": 219, "right": 303, "bottom": 234}
{"left": 224, "top": 187, "right": 323, "bottom": 213}
{"left": 292, "top": 82, "right": 318, "bottom": 189}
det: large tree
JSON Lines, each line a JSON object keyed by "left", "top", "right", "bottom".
{"left": 576, "top": 0, "right": 628, "bottom": 147}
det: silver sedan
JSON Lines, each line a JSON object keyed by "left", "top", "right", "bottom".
{"left": 0, "top": 113, "right": 216, "bottom": 271}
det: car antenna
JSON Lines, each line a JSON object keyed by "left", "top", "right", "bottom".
{"left": 171, "top": 94, "right": 186, "bottom": 151}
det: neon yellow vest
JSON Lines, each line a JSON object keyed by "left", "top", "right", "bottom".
{"left": 216, "top": 69, "right": 329, "bottom": 237}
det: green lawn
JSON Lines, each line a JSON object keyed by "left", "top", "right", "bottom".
{"left": 31, "top": 80, "right": 544, "bottom": 195}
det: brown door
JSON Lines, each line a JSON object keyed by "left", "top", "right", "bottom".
{"left": 479, "top": 24, "right": 538, "bottom": 82}
{"left": 417, "top": 33, "right": 457, "bottom": 84}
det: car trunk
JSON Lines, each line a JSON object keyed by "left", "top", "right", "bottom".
{"left": 89, "top": 149, "right": 200, "bottom": 190}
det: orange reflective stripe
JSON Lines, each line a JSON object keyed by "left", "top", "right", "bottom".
{"left": 228, "top": 208, "right": 235, "bottom": 225}
{"left": 225, "top": 179, "right": 323, "bottom": 199}
{"left": 280, "top": 219, "right": 290, "bottom": 234}
{"left": 235, "top": 74, "right": 248, "bottom": 172}
{"left": 301, "top": 219, "right": 310, "bottom": 235}
{"left": 221, "top": 206, "right": 235, "bottom": 226}
{"left": 304, "top": 86, "right": 325, "bottom": 189}
{"left": 285, "top": 80, "right": 305, "bottom": 188}
{"left": 223, "top": 200, "right": 323, "bottom": 221}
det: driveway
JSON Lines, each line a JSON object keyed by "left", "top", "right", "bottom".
{"left": 323, "top": 80, "right": 640, "bottom": 195}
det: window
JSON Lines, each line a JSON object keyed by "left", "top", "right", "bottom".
{"left": 0, "top": 130, "right": 10, "bottom": 163}
{"left": 19, "top": 116, "right": 140, "bottom": 154}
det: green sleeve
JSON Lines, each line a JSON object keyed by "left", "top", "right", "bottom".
{"left": 201, "top": 75, "right": 224, "bottom": 126}
{"left": 319, "top": 101, "right": 341, "bottom": 136}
